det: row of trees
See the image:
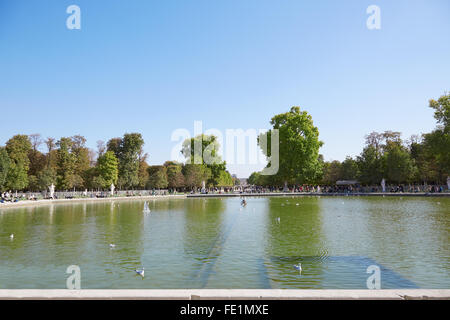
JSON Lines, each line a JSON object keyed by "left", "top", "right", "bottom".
{"left": 0, "top": 132, "right": 235, "bottom": 192}
{"left": 249, "top": 93, "right": 449, "bottom": 186}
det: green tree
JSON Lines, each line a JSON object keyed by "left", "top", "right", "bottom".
{"left": 108, "top": 133, "right": 145, "bottom": 189}
{"left": 96, "top": 151, "right": 119, "bottom": 189}
{"left": 429, "top": 93, "right": 450, "bottom": 131}
{"left": 0, "top": 147, "right": 12, "bottom": 191}
{"left": 217, "top": 170, "right": 233, "bottom": 187}
{"left": 182, "top": 164, "right": 211, "bottom": 189}
{"left": 138, "top": 152, "right": 149, "bottom": 189}
{"left": 147, "top": 165, "right": 168, "bottom": 189}
{"left": 56, "top": 137, "right": 77, "bottom": 190}
{"left": 258, "top": 106, "right": 323, "bottom": 186}
{"left": 382, "top": 142, "right": 416, "bottom": 184}
{"left": 5, "top": 135, "right": 32, "bottom": 190}
{"left": 340, "top": 157, "right": 359, "bottom": 180}
{"left": 321, "top": 160, "right": 341, "bottom": 185}
{"left": 357, "top": 135, "right": 384, "bottom": 185}
{"left": 71, "top": 135, "right": 91, "bottom": 186}
{"left": 36, "top": 167, "right": 57, "bottom": 191}
{"left": 165, "top": 162, "right": 185, "bottom": 189}
{"left": 181, "top": 134, "right": 228, "bottom": 187}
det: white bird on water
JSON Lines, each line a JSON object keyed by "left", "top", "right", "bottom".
{"left": 10, "top": 234, "right": 14, "bottom": 240}
{"left": 277, "top": 217, "right": 281, "bottom": 223}
{"left": 109, "top": 243, "right": 116, "bottom": 248}
{"left": 135, "top": 267, "right": 145, "bottom": 278}
{"left": 294, "top": 263, "right": 302, "bottom": 273}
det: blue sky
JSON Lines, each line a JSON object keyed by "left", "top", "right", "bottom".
{"left": 1, "top": 0, "right": 449, "bottom": 177}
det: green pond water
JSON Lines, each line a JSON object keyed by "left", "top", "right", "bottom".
{"left": 0, "top": 196, "right": 448, "bottom": 289}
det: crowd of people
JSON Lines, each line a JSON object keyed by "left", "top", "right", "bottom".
{"left": 200, "top": 184, "right": 448, "bottom": 194}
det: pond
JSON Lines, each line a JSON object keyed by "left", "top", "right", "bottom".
{"left": 0, "top": 196, "right": 448, "bottom": 289}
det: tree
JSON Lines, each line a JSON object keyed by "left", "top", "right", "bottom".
{"left": 322, "top": 160, "right": 341, "bottom": 185}
{"left": 382, "top": 142, "right": 416, "bottom": 184}
{"left": 5, "top": 135, "right": 32, "bottom": 190}
{"left": 340, "top": 157, "right": 359, "bottom": 180}
{"left": 181, "top": 134, "right": 228, "bottom": 187}
{"left": 217, "top": 170, "right": 233, "bottom": 187}
{"left": 96, "top": 151, "right": 119, "bottom": 189}
{"left": 138, "top": 151, "right": 149, "bottom": 189}
{"left": 0, "top": 147, "right": 11, "bottom": 191}
{"left": 357, "top": 145, "right": 383, "bottom": 185}
{"left": 147, "top": 166, "right": 168, "bottom": 189}
{"left": 429, "top": 93, "right": 450, "bottom": 131}
{"left": 182, "top": 164, "right": 211, "bottom": 189}
{"left": 36, "top": 167, "right": 57, "bottom": 191}
{"left": 107, "top": 133, "right": 145, "bottom": 189}
{"left": 71, "top": 135, "right": 91, "bottom": 187}
{"left": 258, "top": 106, "right": 323, "bottom": 186}
{"left": 96, "top": 140, "right": 106, "bottom": 157}
{"left": 56, "top": 137, "right": 77, "bottom": 190}
{"left": 248, "top": 171, "right": 261, "bottom": 186}
{"left": 165, "top": 163, "right": 185, "bottom": 189}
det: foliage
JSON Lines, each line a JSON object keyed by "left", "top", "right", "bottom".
{"left": 258, "top": 106, "right": 323, "bottom": 185}
{"left": 96, "top": 151, "right": 119, "bottom": 189}
{"left": 147, "top": 165, "right": 168, "bottom": 189}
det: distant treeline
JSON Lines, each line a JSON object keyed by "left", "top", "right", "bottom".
{"left": 249, "top": 93, "right": 449, "bottom": 186}
{"left": 1, "top": 93, "right": 448, "bottom": 192}
{"left": 0, "top": 133, "right": 236, "bottom": 192}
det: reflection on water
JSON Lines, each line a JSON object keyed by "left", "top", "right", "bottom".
{"left": 0, "top": 197, "right": 448, "bottom": 289}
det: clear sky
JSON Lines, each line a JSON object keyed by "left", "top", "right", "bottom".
{"left": 1, "top": 0, "right": 449, "bottom": 178}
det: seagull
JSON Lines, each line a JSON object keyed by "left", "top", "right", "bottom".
{"left": 135, "top": 267, "right": 145, "bottom": 278}
{"left": 296, "top": 203, "right": 299, "bottom": 206}
{"left": 276, "top": 217, "right": 280, "bottom": 223}
{"left": 109, "top": 243, "right": 116, "bottom": 248}
{"left": 10, "top": 234, "right": 14, "bottom": 239}
{"left": 293, "top": 263, "right": 302, "bottom": 273}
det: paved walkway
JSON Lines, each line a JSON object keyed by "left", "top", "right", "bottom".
{"left": 0, "top": 289, "right": 448, "bottom": 300}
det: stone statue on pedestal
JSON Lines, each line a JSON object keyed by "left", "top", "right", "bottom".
{"left": 49, "top": 184, "right": 55, "bottom": 199}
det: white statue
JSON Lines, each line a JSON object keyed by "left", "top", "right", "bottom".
{"left": 201, "top": 180, "right": 206, "bottom": 194}
{"left": 49, "top": 184, "right": 55, "bottom": 199}
{"left": 381, "top": 178, "right": 386, "bottom": 193}
{"left": 110, "top": 183, "right": 115, "bottom": 196}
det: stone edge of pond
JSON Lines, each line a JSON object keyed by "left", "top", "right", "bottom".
{"left": 0, "top": 289, "right": 449, "bottom": 300}
{"left": 0, "top": 195, "right": 188, "bottom": 209}
{"left": 187, "top": 192, "right": 450, "bottom": 198}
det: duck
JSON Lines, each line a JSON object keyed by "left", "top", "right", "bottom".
{"left": 109, "top": 243, "right": 116, "bottom": 248}
{"left": 10, "top": 234, "right": 14, "bottom": 239}
{"left": 135, "top": 267, "right": 145, "bottom": 278}
{"left": 293, "top": 263, "right": 302, "bottom": 273}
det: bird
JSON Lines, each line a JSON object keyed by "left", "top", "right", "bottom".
{"left": 276, "top": 217, "right": 280, "bottom": 223}
{"left": 10, "top": 234, "right": 14, "bottom": 239}
{"left": 109, "top": 243, "right": 116, "bottom": 248}
{"left": 294, "top": 263, "right": 302, "bottom": 273}
{"left": 296, "top": 203, "right": 299, "bottom": 206}
{"left": 135, "top": 267, "right": 145, "bottom": 278}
